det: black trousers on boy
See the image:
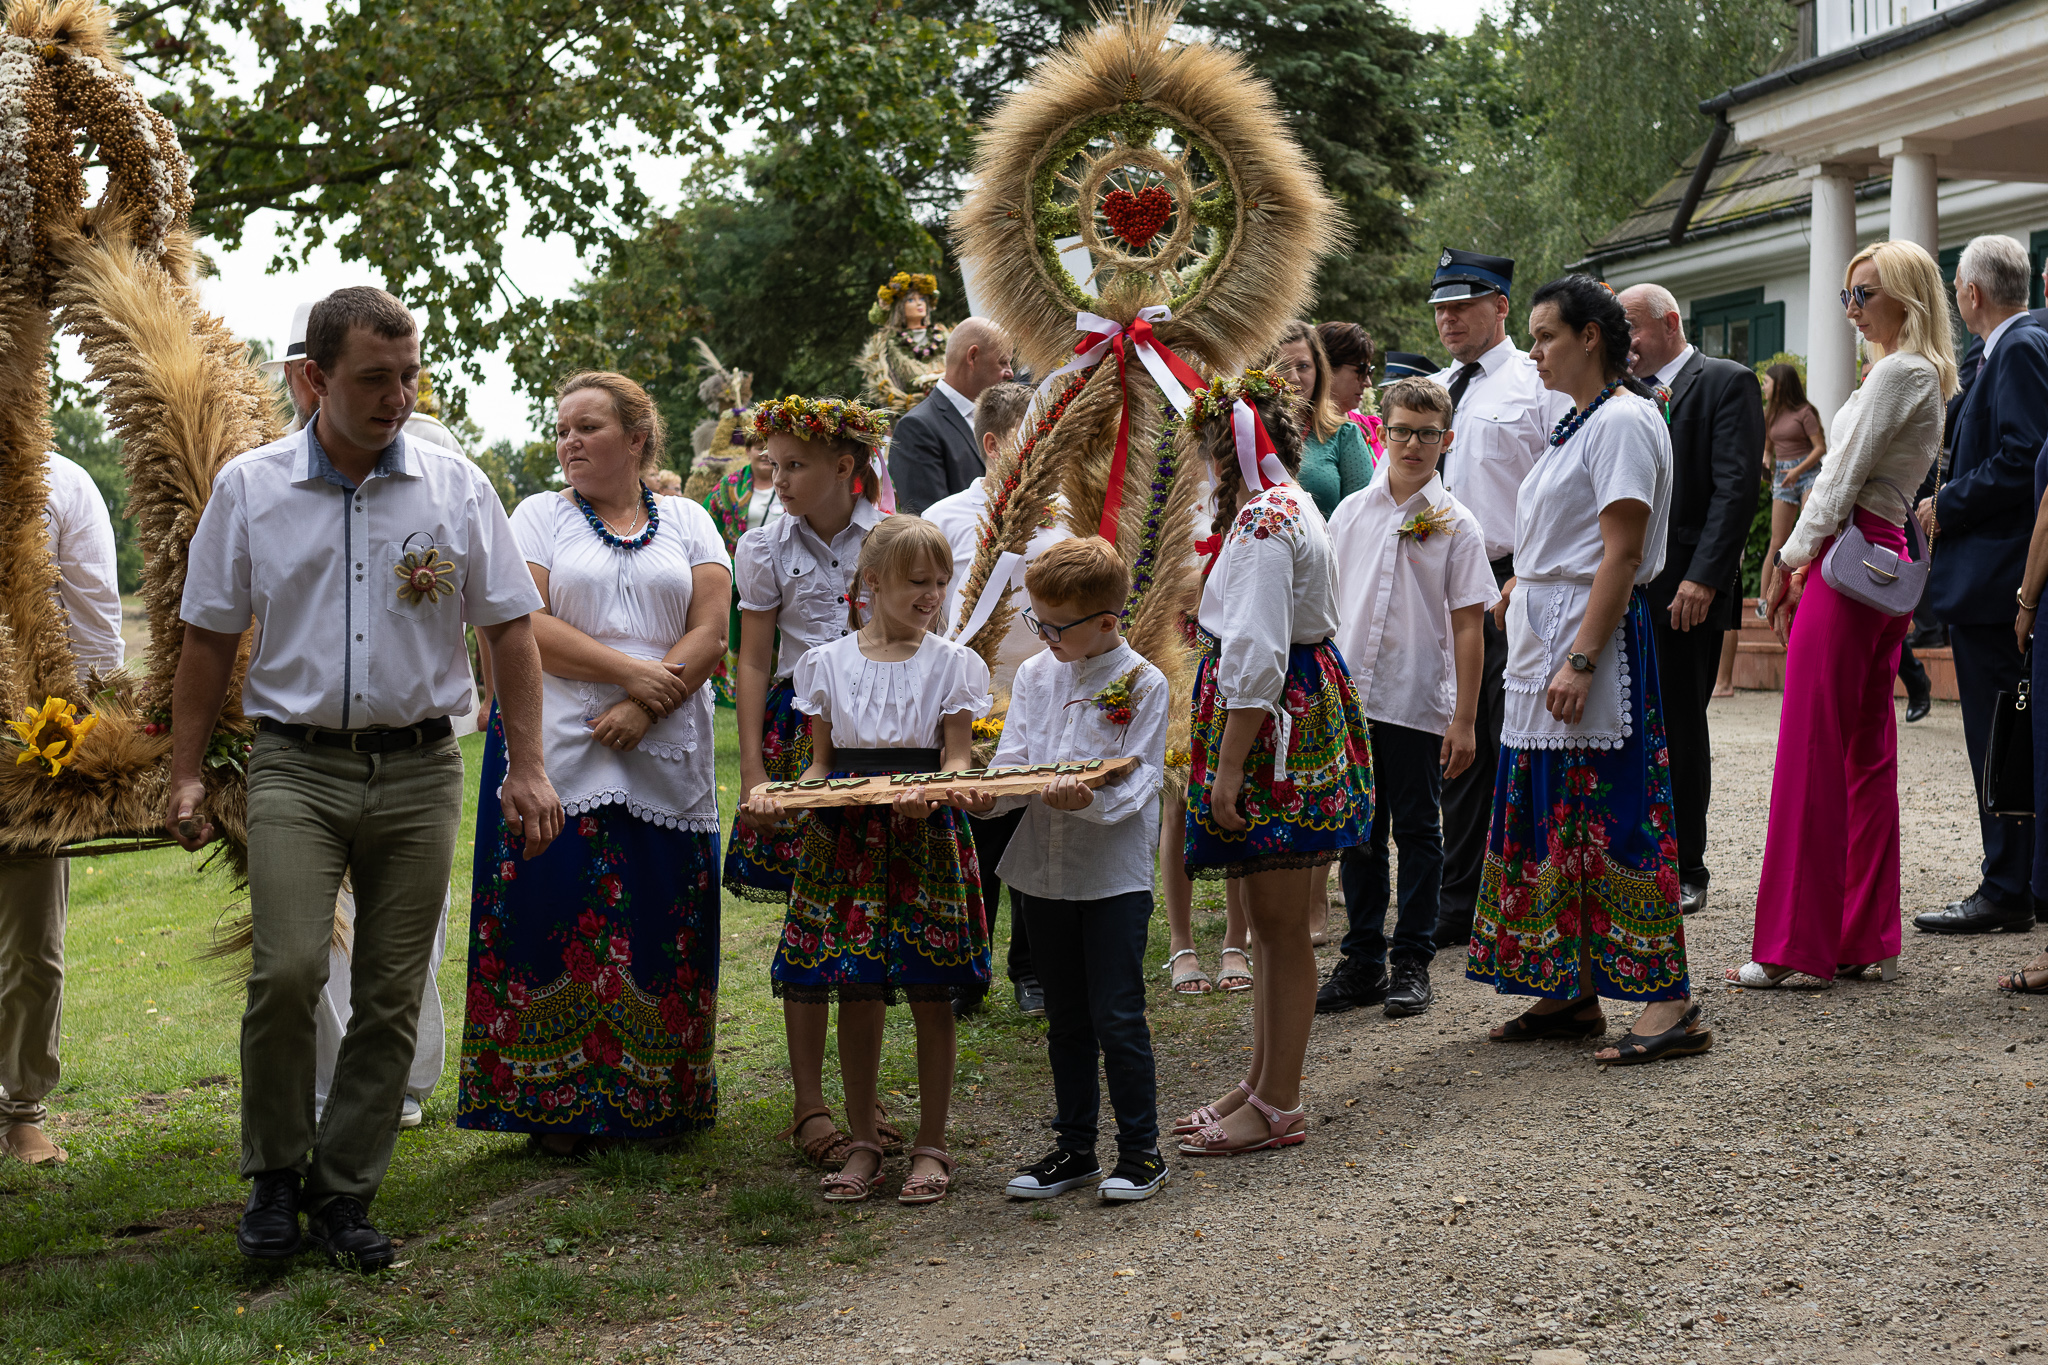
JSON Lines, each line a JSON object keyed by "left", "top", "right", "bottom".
{"left": 1016, "top": 889, "right": 1158, "bottom": 1157}
{"left": 1337, "top": 720, "right": 1443, "bottom": 971}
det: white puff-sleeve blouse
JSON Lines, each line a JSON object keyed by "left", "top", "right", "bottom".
{"left": 512, "top": 490, "right": 732, "bottom": 831}
{"left": 791, "top": 632, "right": 992, "bottom": 750}
{"left": 1197, "top": 484, "right": 1341, "bottom": 723}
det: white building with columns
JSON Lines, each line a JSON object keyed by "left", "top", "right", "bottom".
{"left": 1582, "top": 0, "right": 2048, "bottom": 428}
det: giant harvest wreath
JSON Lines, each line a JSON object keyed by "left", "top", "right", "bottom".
{"left": 0, "top": 0, "right": 280, "bottom": 871}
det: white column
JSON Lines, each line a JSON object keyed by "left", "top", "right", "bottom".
{"left": 1800, "top": 163, "right": 1861, "bottom": 430}
{"left": 1880, "top": 137, "right": 1949, "bottom": 255}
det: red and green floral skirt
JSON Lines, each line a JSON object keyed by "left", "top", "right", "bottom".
{"left": 772, "top": 790, "right": 989, "bottom": 1004}
{"left": 1466, "top": 593, "right": 1689, "bottom": 1001}
{"left": 458, "top": 713, "right": 720, "bottom": 1137}
{"left": 1184, "top": 631, "right": 1375, "bottom": 880}
{"left": 722, "top": 677, "right": 810, "bottom": 902}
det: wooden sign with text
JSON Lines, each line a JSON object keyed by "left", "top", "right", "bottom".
{"left": 748, "top": 755, "right": 1141, "bottom": 809}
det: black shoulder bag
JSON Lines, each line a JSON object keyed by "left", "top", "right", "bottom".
{"left": 1983, "top": 644, "right": 2034, "bottom": 818}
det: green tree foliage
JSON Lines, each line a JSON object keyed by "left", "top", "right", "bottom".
{"left": 471, "top": 438, "right": 563, "bottom": 515}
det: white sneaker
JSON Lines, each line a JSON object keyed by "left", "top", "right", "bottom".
{"left": 1098, "top": 1150, "right": 1170, "bottom": 1202}
{"left": 1004, "top": 1147, "right": 1101, "bottom": 1199}
{"left": 398, "top": 1096, "right": 424, "bottom": 1130}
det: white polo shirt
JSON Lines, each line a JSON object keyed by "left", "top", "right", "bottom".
{"left": 180, "top": 422, "right": 543, "bottom": 729}
{"left": 1329, "top": 475, "right": 1496, "bottom": 736}
{"left": 1433, "top": 338, "right": 1573, "bottom": 562}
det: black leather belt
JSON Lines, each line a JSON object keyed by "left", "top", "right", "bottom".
{"left": 835, "top": 747, "right": 942, "bottom": 775}
{"left": 259, "top": 716, "right": 454, "bottom": 753}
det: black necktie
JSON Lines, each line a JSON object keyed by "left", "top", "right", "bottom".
{"left": 1440, "top": 361, "right": 1484, "bottom": 487}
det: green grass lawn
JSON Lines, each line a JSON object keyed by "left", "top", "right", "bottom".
{"left": 0, "top": 721, "right": 1244, "bottom": 1362}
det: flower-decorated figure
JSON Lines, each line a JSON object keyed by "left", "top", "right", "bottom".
{"left": 857, "top": 270, "right": 950, "bottom": 414}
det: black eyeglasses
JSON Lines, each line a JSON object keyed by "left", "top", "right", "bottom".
{"left": 1021, "top": 608, "right": 1121, "bottom": 642}
{"left": 1383, "top": 424, "right": 1448, "bottom": 446}
{"left": 1839, "top": 284, "right": 1885, "bottom": 309}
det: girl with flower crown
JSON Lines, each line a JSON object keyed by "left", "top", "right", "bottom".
{"left": 458, "top": 372, "right": 732, "bottom": 1153}
{"left": 857, "top": 271, "right": 950, "bottom": 413}
{"left": 1466, "top": 275, "right": 1707, "bottom": 1066}
{"left": 1173, "top": 371, "right": 1375, "bottom": 1157}
{"left": 726, "top": 395, "right": 910, "bottom": 1165}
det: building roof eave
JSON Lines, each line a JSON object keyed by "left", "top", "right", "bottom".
{"left": 1697, "top": 0, "right": 2027, "bottom": 116}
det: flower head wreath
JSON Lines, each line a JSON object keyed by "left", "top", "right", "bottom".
{"left": 868, "top": 271, "right": 941, "bottom": 326}
{"left": 749, "top": 395, "right": 893, "bottom": 450}
{"left": 1185, "top": 369, "right": 1293, "bottom": 495}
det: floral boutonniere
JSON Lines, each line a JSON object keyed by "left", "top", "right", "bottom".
{"left": 1396, "top": 504, "right": 1458, "bottom": 544}
{"left": 1067, "top": 664, "right": 1147, "bottom": 736}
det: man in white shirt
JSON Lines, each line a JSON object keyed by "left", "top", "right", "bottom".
{"left": 1425, "top": 249, "right": 1572, "bottom": 951}
{"left": 0, "top": 453, "right": 123, "bottom": 1167}
{"left": 166, "top": 286, "right": 561, "bottom": 1271}
{"left": 886, "top": 317, "right": 1014, "bottom": 513}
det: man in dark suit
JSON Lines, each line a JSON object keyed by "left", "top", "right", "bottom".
{"left": 885, "top": 316, "right": 1013, "bottom": 514}
{"left": 1915, "top": 235, "right": 2048, "bottom": 933}
{"left": 1619, "top": 285, "right": 1763, "bottom": 916}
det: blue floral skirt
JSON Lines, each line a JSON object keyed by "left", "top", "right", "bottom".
{"left": 722, "top": 677, "right": 811, "bottom": 902}
{"left": 458, "top": 710, "right": 721, "bottom": 1136}
{"left": 772, "top": 785, "right": 990, "bottom": 1004}
{"left": 1184, "top": 631, "right": 1374, "bottom": 880}
{"left": 1466, "top": 592, "right": 1689, "bottom": 1002}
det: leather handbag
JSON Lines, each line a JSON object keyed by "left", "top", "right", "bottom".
{"left": 1819, "top": 478, "right": 1928, "bottom": 617}
{"left": 1983, "top": 645, "right": 2035, "bottom": 818}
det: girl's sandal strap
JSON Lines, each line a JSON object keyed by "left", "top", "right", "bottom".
{"left": 1170, "top": 949, "right": 1214, "bottom": 994}
{"left": 1491, "top": 998, "right": 1605, "bottom": 1041}
{"left": 897, "top": 1146, "right": 955, "bottom": 1203}
{"left": 819, "top": 1139, "right": 884, "bottom": 1200}
{"left": 873, "top": 1101, "right": 906, "bottom": 1152}
{"left": 1999, "top": 964, "right": 2048, "bottom": 995}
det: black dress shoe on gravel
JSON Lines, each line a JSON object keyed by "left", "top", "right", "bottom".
{"left": 1383, "top": 958, "right": 1434, "bottom": 1018}
{"left": 1905, "top": 686, "right": 1932, "bottom": 723}
{"left": 1314, "top": 960, "right": 1387, "bottom": 1014}
{"left": 1431, "top": 913, "right": 1473, "bottom": 952}
{"left": 1680, "top": 881, "right": 1709, "bottom": 915}
{"left": 236, "top": 1169, "right": 304, "bottom": 1260}
{"left": 1914, "top": 891, "right": 2035, "bottom": 935}
{"left": 1013, "top": 977, "right": 1047, "bottom": 1017}
{"left": 307, "top": 1196, "right": 395, "bottom": 1272}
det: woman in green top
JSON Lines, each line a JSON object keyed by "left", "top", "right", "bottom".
{"left": 1271, "top": 318, "right": 1372, "bottom": 517}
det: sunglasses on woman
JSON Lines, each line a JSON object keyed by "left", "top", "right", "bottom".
{"left": 1839, "top": 284, "right": 1885, "bottom": 309}
{"left": 1021, "top": 607, "right": 1122, "bottom": 642}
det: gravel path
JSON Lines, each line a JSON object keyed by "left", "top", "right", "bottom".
{"left": 670, "top": 693, "right": 2048, "bottom": 1364}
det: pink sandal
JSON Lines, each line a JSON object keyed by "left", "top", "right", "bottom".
{"left": 1176, "top": 1088, "right": 1306, "bottom": 1157}
{"left": 820, "top": 1140, "right": 884, "bottom": 1202}
{"left": 896, "top": 1146, "right": 956, "bottom": 1205}
{"left": 1171, "top": 1080, "right": 1250, "bottom": 1135}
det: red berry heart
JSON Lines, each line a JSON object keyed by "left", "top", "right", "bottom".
{"left": 1101, "top": 184, "right": 1174, "bottom": 251}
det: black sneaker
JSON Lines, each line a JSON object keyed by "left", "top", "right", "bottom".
{"left": 1314, "top": 960, "right": 1387, "bottom": 1014}
{"left": 1099, "top": 1150, "right": 1170, "bottom": 1202}
{"left": 1383, "top": 957, "right": 1434, "bottom": 1018}
{"left": 1014, "top": 977, "right": 1047, "bottom": 1017}
{"left": 306, "top": 1195, "right": 395, "bottom": 1272}
{"left": 236, "top": 1169, "right": 304, "bottom": 1260}
{"left": 1005, "top": 1147, "right": 1101, "bottom": 1199}
{"left": 951, "top": 984, "right": 987, "bottom": 1020}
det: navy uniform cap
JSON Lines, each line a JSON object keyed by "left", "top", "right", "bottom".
{"left": 1379, "top": 352, "right": 1441, "bottom": 384}
{"left": 1429, "top": 248, "right": 1514, "bottom": 304}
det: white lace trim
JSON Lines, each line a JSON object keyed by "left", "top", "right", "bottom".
{"left": 638, "top": 737, "right": 698, "bottom": 760}
{"left": 1502, "top": 615, "right": 1634, "bottom": 752}
{"left": 560, "top": 791, "right": 720, "bottom": 833}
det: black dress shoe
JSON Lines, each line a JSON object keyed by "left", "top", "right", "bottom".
{"left": 307, "top": 1195, "right": 395, "bottom": 1272}
{"left": 1679, "top": 881, "right": 1709, "bottom": 915}
{"left": 1314, "top": 960, "right": 1387, "bottom": 1014}
{"left": 1906, "top": 623, "right": 1946, "bottom": 651}
{"left": 237, "top": 1169, "right": 304, "bottom": 1260}
{"left": 1905, "top": 688, "right": 1931, "bottom": 722}
{"left": 1431, "top": 913, "right": 1473, "bottom": 952}
{"left": 1913, "top": 891, "right": 2034, "bottom": 935}
{"left": 1013, "top": 977, "right": 1046, "bottom": 1017}
{"left": 950, "top": 984, "right": 986, "bottom": 1020}
{"left": 1383, "top": 958, "right": 1434, "bottom": 1018}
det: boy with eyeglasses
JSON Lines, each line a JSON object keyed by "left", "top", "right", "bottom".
{"left": 952, "top": 537, "right": 1171, "bottom": 1201}
{"left": 1317, "top": 377, "right": 1495, "bottom": 1017}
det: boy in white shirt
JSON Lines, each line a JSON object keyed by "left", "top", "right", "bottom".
{"left": 954, "top": 538, "right": 1170, "bottom": 1201}
{"left": 1318, "top": 378, "right": 1495, "bottom": 1019}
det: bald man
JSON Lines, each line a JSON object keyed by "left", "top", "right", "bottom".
{"left": 1621, "top": 284, "right": 1763, "bottom": 916}
{"left": 887, "top": 316, "right": 1014, "bottom": 514}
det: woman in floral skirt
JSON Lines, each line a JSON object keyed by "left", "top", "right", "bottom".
{"left": 459, "top": 372, "right": 734, "bottom": 1152}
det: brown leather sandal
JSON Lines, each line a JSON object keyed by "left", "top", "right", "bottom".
{"left": 873, "top": 1101, "right": 906, "bottom": 1153}
{"left": 896, "top": 1146, "right": 956, "bottom": 1204}
{"left": 821, "top": 1140, "right": 884, "bottom": 1203}
{"left": 780, "top": 1105, "right": 854, "bottom": 1168}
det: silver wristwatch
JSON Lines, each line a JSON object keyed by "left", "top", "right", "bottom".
{"left": 1567, "top": 651, "right": 1596, "bottom": 674}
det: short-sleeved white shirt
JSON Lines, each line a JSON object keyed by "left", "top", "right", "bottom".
{"left": 513, "top": 491, "right": 733, "bottom": 831}
{"left": 922, "top": 481, "right": 1069, "bottom": 694}
{"left": 1329, "top": 475, "right": 1496, "bottom": 736}
{"left": 180, "top": 425, "right": 543, "bottom": 729}
{"left": 1198, "top": 484, "right": 1340, "bottom": 724}
{"left": 1511, "top": 391, "right": 1672, "bottom": 584}
{"left": 1431, "top": 339, "right": 1574, "bottom": 561}
{"left": 733, "top": 499, "right": 884, "bottom": 680}
{"left": 791, "top": 632, "right": 992, "bottom": 750}
{"left": 43, "top": 452, "right": 123, "bottom": 675}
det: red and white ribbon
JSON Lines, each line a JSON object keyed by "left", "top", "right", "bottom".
{"left": 1228, "top": 396, "right": 1291, "bottom": 498}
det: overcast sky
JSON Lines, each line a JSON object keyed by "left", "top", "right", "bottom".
{"left": 176, "top": 0, "right": 1498, "bottom": 449}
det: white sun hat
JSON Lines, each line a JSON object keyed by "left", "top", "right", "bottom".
{"left": 257, "top": 302, "right": 315, "bottom": 373}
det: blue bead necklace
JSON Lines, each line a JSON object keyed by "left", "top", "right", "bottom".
{"left": 1548, "top": 379, "right": 1623, "bottom": 448}
{"left": 575, "top": 485, "right": 659, "bottom": 550}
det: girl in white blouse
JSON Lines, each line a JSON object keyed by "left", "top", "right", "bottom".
{"left": 743, "top": 516, "right": 993, "bottom": 1205}
{"left": 1172, "top": 373, "right": 1375, "bottom": 1158}
{"left": 726, "top": 397, "right": 895, "bottom": 1169}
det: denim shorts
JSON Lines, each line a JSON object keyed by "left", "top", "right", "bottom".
{"left": 1773, "top": 457, "right": 1816, "bottom": 505}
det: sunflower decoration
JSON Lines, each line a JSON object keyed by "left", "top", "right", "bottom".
{"left": 7, "top": 697, "right": 100, "bottom": 777}
{"left": 394, "top": 546, "right": 457, "bottom": 607}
